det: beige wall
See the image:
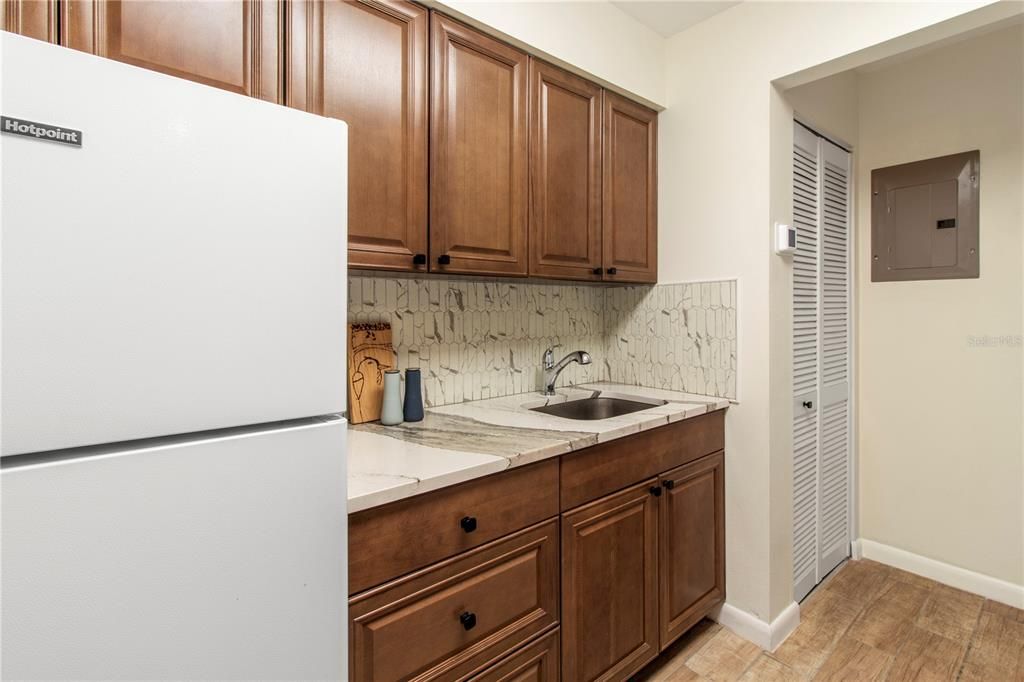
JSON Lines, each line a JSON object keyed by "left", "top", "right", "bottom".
{"left": 660, "top": 0, "right": 1018, "bottom": 625}
{"left": 856, "top": 25, "right": 1024, "bottom": 585}
{"left": 429, "top": 0, "right": 667, "bottom": 107}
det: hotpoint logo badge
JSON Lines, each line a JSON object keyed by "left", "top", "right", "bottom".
{"left": 1, "top": 115, "right": 82, "bottom": 147}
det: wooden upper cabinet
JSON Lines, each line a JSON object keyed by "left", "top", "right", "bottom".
{"left": 603, "top": 91, "right": 658, "bottom": 283}
{"left": 60, "top": 0, "right": 282, "bottom": 101}
{"left": 659, "top": 452, "right": 725, "bottom": 649}
{"left": 430, "top": 12, "right": 528, "bottom": 277}
{"left": 561, "top": 480, "right": 659, "bottom": 682}
{"left": 528, "top": 59, "right": 602, "bottom": 281}
{"left": 1, "top": 0, "right": 57, "bottom": 41}
{"left": 287, "top": 0, "right": 428, "bottom": 272}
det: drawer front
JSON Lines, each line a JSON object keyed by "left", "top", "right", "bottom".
{"left": 560, "top": 410, "right": 725, "bottom": 510}
{"left": 350, "top": 519, "right": 560, "bottom": 682}
{"left": 471, "top": 627, "right": 560, "bottom": 681}
{"left": 350, "top": 459, "right": 559, "bottom": 593}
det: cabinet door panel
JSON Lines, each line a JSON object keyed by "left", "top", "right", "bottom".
{"left": 1, "top": 0, "right": 57, "bottom": 41}
{"left": 602, "top": 92, "right": 657, "bottom": 282}
{"left": 528, "top": 59, "right": 602, "bottom": 280}
{"left": 287, "top": 0, "right": 428, "bottom": 272}
{"left": 562, "top": 480, "right": 659, "bottom": 682}
{"left": 430, "top": 12, "right": 528, "bottom": 276}
{"left": 659, "top": 452, "right": 725, "bottom": 648}
{"left": 61, "top": 0, "right": 282, "bottom": 101}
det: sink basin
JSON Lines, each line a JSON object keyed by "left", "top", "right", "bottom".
{"left": 529, "top": 393, "right": 667, "bottom": 420}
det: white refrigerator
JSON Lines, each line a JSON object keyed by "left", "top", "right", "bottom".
{"left": 0, "top": 33, "right": 349, "bottom": 680}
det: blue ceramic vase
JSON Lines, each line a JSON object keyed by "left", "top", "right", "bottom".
{"left": 403, "top": 368, "right": 424, "bottom": 422}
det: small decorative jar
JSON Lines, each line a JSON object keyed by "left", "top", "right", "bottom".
{"left": 380, "top": 370, "right": 403, "bottom": 426}
{"left": 403, "top": 368, "right": 424, "bottom": 422}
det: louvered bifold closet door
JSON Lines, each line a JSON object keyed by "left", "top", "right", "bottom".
{"left": 792, "top": 122, "right": 820, "bottom": 603}
{"left": 817, "top": 138, "right": 851, "bottom": 579}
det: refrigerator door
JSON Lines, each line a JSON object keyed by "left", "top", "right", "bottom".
{"left": 0, "top": 34, "right": 347, "bottom": 455}
{"left": 1, "top": 418, "right": 347, "bottom": 681}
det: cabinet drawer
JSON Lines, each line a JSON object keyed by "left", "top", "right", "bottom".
{"left": 350, "top": 459, "right": 559, "bottom": 593}
{"left": 471, "top": 627, "right": 560, "bottom": 681}
{"left": 561, "top": 410, "right": 725, "bottom": 510}
{"left": 350, "top": 519, "right": 560, "bottom": 682}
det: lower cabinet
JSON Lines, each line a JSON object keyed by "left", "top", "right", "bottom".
{"left": 561, "top": 480, "right": 660, "bottom": 682}
{"left": 349, "top": 519, "right": 559, "bottom": 681}
{"left": 659, "top": 452, "right": 726, "bottom": 647}
{"left": 347, "top": 415, "right": 727, "bottom": 682}
{"left": 560, "top": 452, "right": 727, "bottom": 681}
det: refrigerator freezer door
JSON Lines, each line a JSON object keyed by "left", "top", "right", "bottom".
{"left": 1, "top": 418, "right": 347, "bottom": 680}
{"left": 0, "top": 34, "right": 347, "bottom": 455}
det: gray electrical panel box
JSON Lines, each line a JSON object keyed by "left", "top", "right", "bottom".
{"left": 871, "top": 150, "right": 979, "bottom": 281}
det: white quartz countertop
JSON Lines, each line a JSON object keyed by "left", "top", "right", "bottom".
{"left": 347, "top": 383, "right": 730, "bottom": 513}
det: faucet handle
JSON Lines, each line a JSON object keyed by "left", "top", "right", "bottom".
{"left": 543, "top": 347, "right": 555, "bottom": 368}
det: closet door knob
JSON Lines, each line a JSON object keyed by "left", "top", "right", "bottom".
{"left": 437, "top": 254, "right": 451, "bottom": 265}
{"left": 412, "top": 253, "right": 427, "bottom": 265}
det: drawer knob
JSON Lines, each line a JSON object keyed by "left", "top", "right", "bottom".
{"left": 662, "top": 479, "right": 675, "bottom": 490}
{"left": 649, "top": 486, "right": 663, "bottom": 497}
{"left": 802, "top": 400, "right": 813, "bottom": 409}
{"left": 459, "top": 611, "right": 477, "bottom": 631}
{"left": 460, "top": 516, "right": 477, "bottom": 533}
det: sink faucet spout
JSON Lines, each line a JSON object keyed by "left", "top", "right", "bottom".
{"left": 542, "top": 348, "right": 592, "bottom": 396}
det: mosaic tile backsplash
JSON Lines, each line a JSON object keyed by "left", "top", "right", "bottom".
{"left": 348, "top": 273, "right": 737, "bottom": 408}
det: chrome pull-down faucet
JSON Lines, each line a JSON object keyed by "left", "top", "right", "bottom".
{"left": 541, "top": 347, "right": 592, "bottom": 396}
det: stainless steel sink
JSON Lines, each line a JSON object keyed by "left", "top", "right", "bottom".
{"left": 528, "top": 393, "right": 667, "bottom": 420}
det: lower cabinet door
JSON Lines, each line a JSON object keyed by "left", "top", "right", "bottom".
{"left": 659, "top": 451, "right": 725, "bottom": 648}
{"left": 349, "top": 519, "right": 559, "bottom": 681}
{"left": 471, "top": 628, "right": 560, "bottom": 681}
{"left": 561, "top": 480, "right": 659, "bottom": 682}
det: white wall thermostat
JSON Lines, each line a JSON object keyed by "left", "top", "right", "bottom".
{"left": 775, "top": 222, "right": 797, "bottom": 255}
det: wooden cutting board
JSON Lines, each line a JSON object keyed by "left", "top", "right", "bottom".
{"left": 347, "top": 322, "right": 396, "bottom": 424}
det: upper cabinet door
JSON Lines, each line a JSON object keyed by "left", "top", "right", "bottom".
{"left": 430, "top": 13, "right": 528, "bottom": 277}
{"left": 287, "top": 0, "right": 428, "bottom": 272}
{"left": 528, "top": 59, "right": 602, "bottom": 281}
{"left": 61, "top": 0, "right": 282, "bottom": 102}
{"left": 1, "top": 1, "right": 57, "bottom": 41}
{"left": 603, "top": 91, "right": 658, "bottom": 283}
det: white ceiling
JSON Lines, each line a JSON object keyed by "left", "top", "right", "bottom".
{"left": 611, "top": 1, "right": 741, "bottom": 38}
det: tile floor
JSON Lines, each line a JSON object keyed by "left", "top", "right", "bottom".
{"left": 635, "top": 559, "right": 1024, "bottom": 681}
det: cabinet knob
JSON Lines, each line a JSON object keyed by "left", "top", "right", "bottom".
{"left": 662, "top": 479, "right": 675, "bottom": 490}
{"left": 802, "top": 401, "right": 813, "bottom": 409}
{"left": 649, "top": 485, "right": 662, "bottom": 497}
{"left": 459, "top": 611, "right": 477, "bottom": 631}
{"left": 592, "top": 267, "right": 603, "bottom": 276}
{"left": 437, "top": 254, "right": 451, "bottom": 265}
{"left": 460, "top": 516, "right": 477, "bottom": 533}
{"left": 606, "top": 267, "right": 618, "bottom": 275}
{"left": 412, "top": 253, "right": 427, "bottom": 265}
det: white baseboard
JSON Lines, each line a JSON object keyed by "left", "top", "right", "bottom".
{"left": 711, "top": 600, "right": 800, "bottom": 652}
{"left": 856, "top": 538, "right": 1024, "bottom": 609}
